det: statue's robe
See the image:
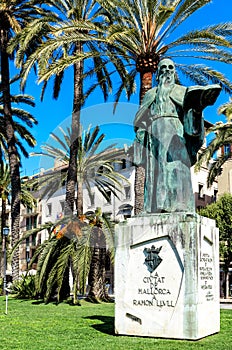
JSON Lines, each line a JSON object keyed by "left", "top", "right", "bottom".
{"left": 133, "top": 84, "right": 206, "bottom": 213}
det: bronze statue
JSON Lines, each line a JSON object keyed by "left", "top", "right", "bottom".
{"left": 134, "top": 58, "right": 221, "bottom": 213}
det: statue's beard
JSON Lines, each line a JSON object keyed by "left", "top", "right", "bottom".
{"left": 154, "top": 72, "right": 175, "bottom": 112}
{"left": 153, "top": 72, "right": 175, "bottom": 115}
{"left": 159, "top": 72, "right": 175, "bottom": 87}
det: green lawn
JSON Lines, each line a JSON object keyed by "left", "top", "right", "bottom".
{"left": 0, "top": 297, "right": 231, "bottom": 350}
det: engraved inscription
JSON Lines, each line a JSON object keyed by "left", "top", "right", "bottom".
{"left": 133, "top": 271, "right": 175, "bottom": 308}
{"left": 200, "top": 253, "right": 214, "bottom": 301}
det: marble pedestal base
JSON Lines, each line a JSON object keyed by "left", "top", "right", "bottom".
{"left": 114, "top": 213, "right": 220, "bottom": 340}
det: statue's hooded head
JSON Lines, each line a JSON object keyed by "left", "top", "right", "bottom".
{"left": 157, "top": 58, "right": 175, "bottom": 83}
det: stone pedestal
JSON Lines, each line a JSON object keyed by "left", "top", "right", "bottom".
{"left": 115, "top": 213, "right": 220, "bottom": 340}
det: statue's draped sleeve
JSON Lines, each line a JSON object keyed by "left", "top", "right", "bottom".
{"left": 183, "top": 109, "right": 204, "bottom": 166}
{"left": 183, "top": 84, "right": 221, "bottom": 165}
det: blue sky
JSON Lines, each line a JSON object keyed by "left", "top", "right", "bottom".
{"left": 13, "top": 0, "right": 232, "bottom": 176}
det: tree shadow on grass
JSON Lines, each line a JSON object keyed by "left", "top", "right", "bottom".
{"left": 31, "top": 300, "right": 45, "bottom": 305}
{"left": 8, "top": 298, "right": 43, "bottom": 304}
{"left": 83, "top": 315, "right": 115, "bottom": 335}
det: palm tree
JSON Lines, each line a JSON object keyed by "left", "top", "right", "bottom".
{"left": 31, "top": 125, "right": 127, "bottom": 214}
{"left": 101, "top": 0, "right": 232, "bottom": 101}
{"left": 13, "top": 1, "right": 232, "bottom": 215}
{"left": 195, "top": 100, "right": 232, "bottom": 187}
{"left": 0, "top": 163, "right": 10, "bottom": 231}
{"left": 21, "top": 208, "right": 114, "bottom": 303}
{"left": 32, "top": 220, "right": 80, "bottom": 303}
{"left": 0, "top": 162, "right": 36, "bottom": 236}
{"left": 85, "top": 207, "right": 114, "bottom": 301}
{"left": 0, "top": 89, "right": 37, "bottom": 280}
{"left": 0, "top": 163, "right": 10, "bottom": 278}
{"left": 10, "top": 0, "right": 119, "bottom": 217}
{"left": 14, "top": 124, "right": 126, "bottom": 302}
{"left": 97, "top": 0, "right": 232, "bottom": 213}
{"left": 0, "top": 0, "right": 47, "bottom": 280}
{"left": 0, "top": 162, "right": 36, "bottom": 280}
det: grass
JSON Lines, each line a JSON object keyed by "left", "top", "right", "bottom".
{"left": 0, "top": 297, "right": 231, "bottom": 350}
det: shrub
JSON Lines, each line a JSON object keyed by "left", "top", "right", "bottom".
{"left": 10, "top": 274, "right": 37, "bottom": 299}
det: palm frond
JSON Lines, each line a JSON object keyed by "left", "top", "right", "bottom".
{"left": 195, "top": 120, "right": 232, "bottom": 186}
{"left": 207, "top": 154, "right": 231, "bottom": 187}
{"left": 10, "top": 222, "right": 53, "bottom": 256}
{"left": 177, "top": 64, "right": 232, "bottom": 94}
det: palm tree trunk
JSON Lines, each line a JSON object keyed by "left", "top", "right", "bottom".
{"left": 65, "top": 43, "right": 83, "bottom": 215}
{"left": 76, "top": 178, "right": 83, "bottom": 216}
{"left": 65, "top": 42, "right": 83, "bottom": 216}
{"left": 139, "top": 71, "right": 153, "bottom": 104}
{"left": 134, "top": 71, "right": 153, "bottom": 215}
{"left": 88, "top": 228, "right": 108, "bottom": 301}
{"left": 0, "top": 197, "right": 6, "bottom": 278}
{"left": 1, "top": 30, "right": 21, "bottom": 281}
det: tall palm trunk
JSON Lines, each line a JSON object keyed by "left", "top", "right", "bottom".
{"left": 65, "top": 42, "right": 83, "bottom": 216}
{"left": 88, "top": 227, "right": 108, "bottom": 301}
{"left": 0, "top": 196, "right": 7, "bottom": 278}
{"left": 139, "top": 71, "right": 153, "bottom": 104}
{"left": 134, "top": 71, "right": 153, "bottom": 215}
{"left": 76, "top": 178, "right": 83, "bottom": 216}
{"left": 0, "top": 30, "right": 21, "bottom": 281}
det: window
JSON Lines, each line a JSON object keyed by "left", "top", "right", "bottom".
{"left": 121, "top": 159, "right": 127, "bottom": 169}
{"left": 27, "top": 207, "right": 32, "bottom": 214}
{"left": 213, "top": 189, "right": 218, "bottom": 202}
{"left": 31, "top": 247, "right": 37, "bottom": 262}
{"left": 224, "top": 144, "right": 230, "bottom": 155}
{"left": 32, "top": 233, "right": 37, "bottom": 246}
{"left": 26, "top": 216, "right": 37, "bottom": 230}
{"left": 60, "top": 201, "right": 65, "bottom": 212}
{"left": 47, "top": 203, "right": 52, "bottom": 216}
{"left": 198, "top": 184, "right": 204, "bottom": 200}
{"left": 33, "top": 216, "right": 37, "bottom": 229}
{"left": 26, "top": 217, "right": 32, "bottom": 231}
{"left": 124, "top": 186, "right": 131, "bottom": 200}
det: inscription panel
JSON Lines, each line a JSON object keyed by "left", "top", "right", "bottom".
{"left": 200, "top": 253, "right": 214, "bottom": 300}
{"left": 198, "top": 230, "right": 217, "bottom": 303}
{"left": 124, "top": 236, "right": 184, "bottom": 325}
{"left": 133, "top": 271, "right": 175, "bottom": 308}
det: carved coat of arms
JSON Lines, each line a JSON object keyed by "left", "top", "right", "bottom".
{"left": 143, "top": 245, "right": 162, "bottom": 273}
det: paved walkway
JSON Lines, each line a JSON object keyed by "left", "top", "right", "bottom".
{"left": 220, "top": 298, "right": 232, "bottom": 309}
